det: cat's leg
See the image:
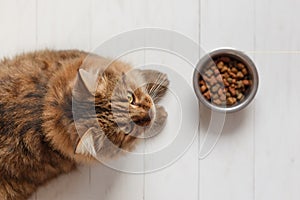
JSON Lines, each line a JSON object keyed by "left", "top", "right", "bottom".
{"left": 141, "top": 70, "right": 169, "bottom": 103}
{"left": 145, "top": 105, "right": 168, "bottom": 137}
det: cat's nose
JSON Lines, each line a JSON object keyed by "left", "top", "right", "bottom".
{"left": 133, "top": 114, "right": 151, "bottom": 126}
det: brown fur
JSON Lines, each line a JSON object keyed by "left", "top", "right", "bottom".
{"left": 0, "top": 50, "right": 169, "bottom": 200}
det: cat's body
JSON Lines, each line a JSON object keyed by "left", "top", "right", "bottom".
{"left": 0, "top": 50, "right": 168, "bottom": 200}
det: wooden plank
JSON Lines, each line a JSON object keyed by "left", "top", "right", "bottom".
{"left": 254, "top": 1, "right": 300, "bottom": 199}
{"left": 254, "top": 53, "right": 300, "bottom": 200}
{"left": 0, "top": 1, "right": 36, "bottom": 199}
{"left": 200, "top": 0, "right": 255, "bottom": 199}
{"left": 90, "top": 0, "right": 148, "bottom": 50}
{"left": 200, "top": 0, "right": 254, "bottom": 51}
{"left": 144, "top": 49, "right": 199, "bottom": 200}
{"left": 0, "top": 0, "right": 36, "bottom": 57}
{"left": 35, "top": 166, "right": 93, "bottom": 200}
{"left": 89, "top": 163, "right": 144, "bottom": 200}
{"left": 35, "top": 0, "right": 91, "bottom": 199}
{"left": 255, "top": 0, "right": 300, "bottom": 51}
{"left": 36, "top": 0, "right": 91, "bottom": 50}
{"left": 142, "top": 0, "right": 200, "bottom": 200}
{"left": 89, "top": 1, "right": 147, "bottom": 199}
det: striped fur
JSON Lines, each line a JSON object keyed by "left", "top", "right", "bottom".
{"left": 0, "top": 50, "right": 168, "bottom": 200}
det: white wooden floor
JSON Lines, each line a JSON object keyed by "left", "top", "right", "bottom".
{"left": 1, "top": 0, "right": 300, "bottom": 199}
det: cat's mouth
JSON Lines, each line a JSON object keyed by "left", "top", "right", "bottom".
{"left": 130, "top": 107, "right": 155, "bottom": 127}
{"left": 131, "top": 115, "right": 151, "bottom": 126}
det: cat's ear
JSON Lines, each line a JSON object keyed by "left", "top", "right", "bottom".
{"left": 78, "top": 68, "right": 98, "bottom": 95}
{"left": 75, "top": 127, "right": 97, "bottom": 157}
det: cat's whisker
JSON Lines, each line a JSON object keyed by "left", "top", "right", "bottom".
{"left": 147, "top": 73, "right": 164, "bottom": 97}
{"left": 149, "top": 74, "right": 166, "bottom": 100}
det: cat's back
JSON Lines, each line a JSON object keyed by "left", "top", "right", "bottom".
{"left": 0, "top": 49, "right": 88, "bottom": 140}
{"left": 0, "top": 49, "right": 87, "bottom": 128}
{"left": 0, "top": 49, "right": 87, "bottom": 104}
{"left": 0, "top": 49, "right": 86, "bottom": 179}
{"left": 0, "top": 49, "right": 87, "bottom": 86}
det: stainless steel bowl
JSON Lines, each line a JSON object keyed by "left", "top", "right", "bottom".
{"left": 193, "top": 48, "right": 259, "bottom": 113}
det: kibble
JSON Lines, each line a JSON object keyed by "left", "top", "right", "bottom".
{"left": 220, "top": 94, "right": 226, "bottom": 101}
{"left": 200, "top": 85, "right": 207, "bottom": 93}
{"left": 237, "top": 63, "right": 245, "bottom": 70}
{"left": 213, "top": 99, "right": 222, "bottom": 105}
{"left": 236, "top": 80, "right": 244, "bottom": 88}
{"left": 212, "top": 93, "right": 219, "bottom": 100}
{"left": 205, "top": 69, "right": 214, "bottom": 77}
{"left": 242, "top": 68, "right": 248, "bottom": 75}
{"left": 243, "top": 79, "right": 250, "bottom": 85}
{"left": 217, "top": 61, "right": 224, "bottom": 69}
{"left": 236, "top": 71, "right": 244, "bottom": 79}
{"left": 229, "top": 72, "right": 237, "bottom": 78}
{"left": 216, "top": 74, "right": 223, "bottom": 83}
{"left": 227, "top": 97, "right": 235, "bottom": 105}
{"left": 198, "top": 56, "right": 252, "bottom": 106}
{"left": 221, "top": 66, "right": 228, "bottom": 73}
{"left": 231, "top": 67, "right": 238, "bottom": 73}
{"left": 237, "top": 93, "right": 244, "bottom": 100}
{"left": 211, "top": 84, "right": 220, "bottom": 93}
{"left": 218, "top": 88, "right": 223, "bottom": 96}
{"left": 228, "top": 87, "right": 236, "bottom": 96}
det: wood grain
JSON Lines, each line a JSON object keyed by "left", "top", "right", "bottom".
{"left": 0, "top": 0, "right": 299, "bottom": 199}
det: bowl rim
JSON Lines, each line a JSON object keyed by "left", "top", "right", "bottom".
{"left": 193, "top": 48, "right": 259, "bottom": 113}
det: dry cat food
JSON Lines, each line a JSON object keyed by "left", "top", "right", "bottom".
{"left": 199, "top": 56, "right": 252, "bottom": 106}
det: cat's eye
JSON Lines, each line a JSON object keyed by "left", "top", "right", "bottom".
{"left": 127, "top": 92, "right": 135, "bottom": 104}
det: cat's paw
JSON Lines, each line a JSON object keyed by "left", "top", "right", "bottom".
{"left": 142, "top": 70, "right": 169, "bottom": 103}
{"left": 155, "top": 105, "right": 168, "bottom": 123}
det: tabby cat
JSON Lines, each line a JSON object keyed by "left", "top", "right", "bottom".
{"left": 0, "top": 50, "right": 169, "bottom": 200}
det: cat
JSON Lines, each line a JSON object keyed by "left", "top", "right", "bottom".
{"left": 0, "top": 49, "right": 169, "bottom": 200}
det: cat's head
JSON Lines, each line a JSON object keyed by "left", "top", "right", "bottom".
{"left": 73, "top": 63, "right": 164, "bottom": 159}
{"left": 111, "top": 68, "right": 156, "bottom": 129}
